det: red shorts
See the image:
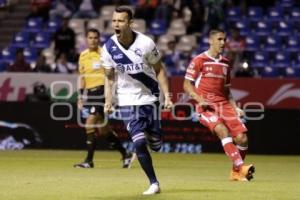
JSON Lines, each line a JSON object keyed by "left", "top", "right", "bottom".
{"left": 196, "top": 102, "right": 247, "bottom": 137}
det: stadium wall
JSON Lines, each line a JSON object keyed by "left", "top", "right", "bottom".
{"left": 0, "top": 73, "right": 300, "bottom": 154}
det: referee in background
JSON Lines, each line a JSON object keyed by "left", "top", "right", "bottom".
{"left": 74, "top": 28, "right": 134, "bottom": 168}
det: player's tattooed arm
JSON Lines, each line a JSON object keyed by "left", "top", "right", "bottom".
{"left": 153, "top": 60, "right": 173, "bottom": 109}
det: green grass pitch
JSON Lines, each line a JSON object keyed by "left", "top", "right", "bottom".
{"left": 0, "top": 150, "right": 299, "bottom": 200}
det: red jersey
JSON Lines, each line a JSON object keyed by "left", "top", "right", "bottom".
{"left": 185, "top": 51, "right": 231, "bottom": 103}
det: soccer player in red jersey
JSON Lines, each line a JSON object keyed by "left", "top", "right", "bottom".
{"left": 183, "top": 29, "right": 255, "bottom": 181}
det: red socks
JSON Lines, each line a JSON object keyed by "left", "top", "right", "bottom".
{"left": 221, "top": 137, "right": 244, "bottom": 171}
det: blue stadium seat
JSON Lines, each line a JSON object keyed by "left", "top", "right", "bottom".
{"left": 293, "top": 54, "right": 300, "bottom": 68}
{"left": 23, "top": 47, "right": 38, "bottom": 63}
{"left": 293, "top": 62, "right": 300, "bottom": 68}
{"left": 198, "top": 36, "right": 209, "bottom": 52}
{"left": 149, "top": 20, "right": 167, "bottom": 36}
{"left": 1, "top": 47, "right": 16, "bottom": 64}
{"left": 0, "top": 0, "right": 6, "bottom": 7}
{"left": 24, "top": 18, "right": 43, "bottom": 33}
{"left": 165, "top": 66, "right": 178, "bottom": 76}
{"left": 283, "top": 67, "right": 300, "bottom": 77}
{"left": 290, "top": 7, "right": 300, "bottom": 32}
{"left": 129, "top": 0, "right": 138, "bottom": 5}
{"left": 100, "top": 34, "right": 111, "bottom": 44}
{"left": 290, "top": 7, "right": 300, "bottom": 19}
{"left": 253, "top": 20, "right": 272, "bottom": 36}
{"left": 272, "top": 51, "right": 291, "bottom": 68}
{"left": 11, "top": 32, "right": 30, "bottom": 48}
{"left": 226, "top": 7, "right": 242, "bottom": 21}
{"left": 260, "top": 66, "right": 279, "bottom": 77}
{"left": 233, "top": 19, "right": 250, "bottom": 36}
{"left": 31, "top": 32, "right": 50, "bottom": 49}
{"left": 164, "top": 55, "right": 176, "bottom": 69}
{"left": 0, "top": 60, "right": 9, "bottom": 72}
{"left": 277, "top": 0, "right": 294, "bottom": 8}
{"left": 251, "top": 51, "right": 270, "bottom": 68}
{"left": 286, "top": 35, "right": 300, "bottom": 52}
{"left": 264, "top": 35, "right": 282, "bottom": 52}
{"left": 275, "top": 20, "right": 293, "bottom": 36}
{"left": 248, "top": 7, "right": 263, "bottom": 21}
{"left": 268, "top": 7, "right": 284, "bottom": 21}
{"left": 45, "top": 18, "right": 61, "bottom": 33}
{"left": 245, "top": 35, "right": 260, "bottom": 52}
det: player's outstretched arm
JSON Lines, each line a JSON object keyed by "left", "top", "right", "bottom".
{"left": 104, "top": 68, "right": 115, "bottom": 114}
{"left": 153, "top": 61, "right": 173, "bottom": 109}
{"left": 225, "top": 86, "right": 244, "bottom": 117}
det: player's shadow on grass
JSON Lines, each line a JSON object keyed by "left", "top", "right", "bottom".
{"left": 89, "top": 195, "right": 147, "bottom": 200}
{"left": 165, "top": 188, "right": 231, "bottom": 194}
{"left": 89, "top": 189, "right": 231, "bottom": 200}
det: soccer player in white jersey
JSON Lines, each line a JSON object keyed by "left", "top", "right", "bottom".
{"left": 101, "top": 6, "right": 173, "bottom": 195}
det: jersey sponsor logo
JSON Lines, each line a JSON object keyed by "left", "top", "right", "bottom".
{"left": 205, "top": 66, "right": 213, "bottom": 71}
{"left": 203, "top": 61, "right": 228, "bottom": 67}
{"left": 204, "top": 73, "right": 225, "bottom": 79}
{"left": 111, "top": 46, "right": 117, "bottom": 52}
{"left": 112, "top": 53, "right": 123, "bottom": 60}
{"left": 116, "top": 63, "right": 145, "bottom": 73}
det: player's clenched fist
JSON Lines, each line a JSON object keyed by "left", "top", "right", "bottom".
{"left": 235, "top": 107, "right": 245, "bottom": 117}
{"left": 104, "top": 102, "right": 114, "bottom": 114}
{"left": 164, "top": 97, "right": 173, "bottom": 110}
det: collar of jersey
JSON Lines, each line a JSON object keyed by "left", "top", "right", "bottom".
{"left": 204, "top": 51, "right": 222, "bottom": 62}
{"left": 114, "top": 31, "right": 138, "bottom": 50}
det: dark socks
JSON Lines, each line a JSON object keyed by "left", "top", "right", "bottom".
{"left": 106, "top": 132, "right": 127, "bottom": 159}
{"left": 134, "top": 139, "right": 158, "bottom": 184}
{"left": 85, "top": 133, "right": 97, "bottom": 162}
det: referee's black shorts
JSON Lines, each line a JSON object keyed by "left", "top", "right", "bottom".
{"left": 85, "top": 86, "right": 105, "bottom": 115}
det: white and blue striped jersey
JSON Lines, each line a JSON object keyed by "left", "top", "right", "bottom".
{"left": 101, "top": 32, "right": 161, "bottom": 106}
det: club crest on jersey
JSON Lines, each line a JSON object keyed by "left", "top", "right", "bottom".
{"left": 152, "top": 47, "right": 159, "bottom": 57}
{"left": 113, "top": 53, "right": 123, "bottom": 60}
{"left": 134, "top": 48, "right": 142, "bottom": 57}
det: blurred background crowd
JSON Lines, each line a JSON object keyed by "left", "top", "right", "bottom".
{"left": 0, "top": 0, "right": 299, "bottom": 78}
